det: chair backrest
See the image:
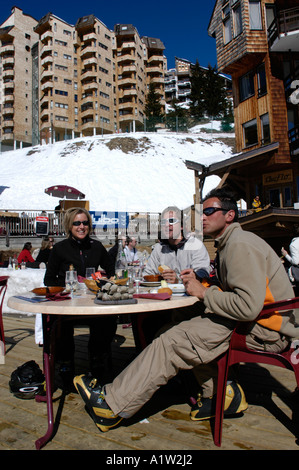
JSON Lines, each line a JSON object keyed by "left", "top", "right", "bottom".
{"left": 0, "top": 276, "right": 9, "bottom": 312}
{"left": 231, "top": 296, "right": 299, "bottom": 351}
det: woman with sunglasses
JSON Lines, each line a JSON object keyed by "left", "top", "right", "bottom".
{"left": 44, "top": 207, "right": 116, "bottom": 390}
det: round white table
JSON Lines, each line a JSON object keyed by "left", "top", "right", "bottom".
{"left": 8, "top": 291, "right": 199, "bottom": 450}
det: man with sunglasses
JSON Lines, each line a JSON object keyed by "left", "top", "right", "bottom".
{"left": 74, "top": 188, "right": 297, "bottom": 431}
{"left": 143, "top": 205, "right": 210, "bottom": 284}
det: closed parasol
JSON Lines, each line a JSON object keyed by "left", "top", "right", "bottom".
{"left": 44, "top": 185, "right": 85, "bottom": 200}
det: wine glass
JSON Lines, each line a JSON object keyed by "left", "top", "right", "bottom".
{"left": 65, "top": 270, "right": 78, "bottom": 297}
{"left": 85, "top": 267, "right": 95, "bottom": 279}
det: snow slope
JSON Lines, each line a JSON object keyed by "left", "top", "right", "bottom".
{"left": 0, "top": 122, "right": 235, "bottom": 214}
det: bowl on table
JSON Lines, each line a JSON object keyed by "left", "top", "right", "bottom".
{"left": 143, "top": 274, "right": 162, "bottom": 282}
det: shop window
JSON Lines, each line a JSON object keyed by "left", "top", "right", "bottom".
{"left": 284, "top": 187, "right": 292, "bottom": 207}
{"left": 243, "top": 118, "right": 258, "bottom": 148}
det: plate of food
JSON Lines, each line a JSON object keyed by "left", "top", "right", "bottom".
{"left": 31, "top": 286, "right": 65, "bottom": 296}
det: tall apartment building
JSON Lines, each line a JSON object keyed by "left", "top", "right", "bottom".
{"left": 165, "top": 57, "right": 232, "bottom": 110}
{"left": 0, "top": 7, "right": 166, "bottom": 149}
{"left": 0, "top": 7, "right": 39, "bottom": 151}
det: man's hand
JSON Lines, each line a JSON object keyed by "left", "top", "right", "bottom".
{"left": 162, "top": 269, "right": 178, "bottom": 284}
{"left": 181, "top": 269, "right": 207, "bottom": 300}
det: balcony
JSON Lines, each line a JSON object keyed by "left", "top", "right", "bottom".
{"left": 41, "top": 81, "right": 53, "bottom": 92}
{"left": 268, "top": 7, "right": 299, "bottom": 52}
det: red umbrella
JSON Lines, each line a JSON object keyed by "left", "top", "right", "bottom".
{"left": 44, "top": 185, "right": 85, "bottom": 200}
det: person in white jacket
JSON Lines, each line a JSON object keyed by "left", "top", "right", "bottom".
{"left": 144, "top": 205, "right": 210, "bottom": 283}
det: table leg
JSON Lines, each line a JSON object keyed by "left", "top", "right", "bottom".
{"left": 35, "top": 314, "right": 56, "bottom": 450}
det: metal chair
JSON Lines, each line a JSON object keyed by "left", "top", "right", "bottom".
{"left": 214, "top": 297, "right": 299, "bottom": 447}
{"left": 0, "top": 276, "right": 9, "bottom": 355}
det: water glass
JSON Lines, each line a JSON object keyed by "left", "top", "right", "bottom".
{"left": 65, "top": 270, "right": 78, "bottom": 297}
{"left": 85, "top": 267, "right": 95, "bottom": 279}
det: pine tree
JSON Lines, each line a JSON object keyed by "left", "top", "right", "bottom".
{"left": 189, "top": 60, "right": 206, "bottom": 119}
{"left": 203, "top": 64, "right": 228, "bottom": 118}
{"left": 145, "top": 82, "right": 164, "bottom": 118}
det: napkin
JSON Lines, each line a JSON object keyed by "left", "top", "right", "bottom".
{"left": 15, "top": 292, "right": 71, "bottom": 303}
{"left": 45, "top": 292, "right": 71, "bottom": 301}
{"left": 133, "top": 293, "right": 171, "bottom": 300}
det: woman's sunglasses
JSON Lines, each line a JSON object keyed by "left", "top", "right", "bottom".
{"left": 202, "top": 207, "right": 228, "bottom": 216}
{"left": 72, "top": 220, "right": 89, "bottom": 226}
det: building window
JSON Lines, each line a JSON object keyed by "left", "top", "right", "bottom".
{"left": 239, "top": 71, "right": 254, "bottom": 101}
{"left": 243, "top": 118, "right": 258, "bottom": 148}
{"left": 257, "top": 63, "right": 267, "bottom": 96}
{"left": 260, "top": 113, "right": 270, "bottom": 144}
{"left": 222, "top": 3, "right": 232, "bottom": 44}
{"left": 232, "top": 1, "right": 242, "bottom": 37}
{"left": 249, "top": 0, "right": 262, "bottom": 30}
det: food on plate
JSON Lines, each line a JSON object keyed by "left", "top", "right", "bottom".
{"left": 96, "top": 282, "right": 135, "bottom": 301}
{"left": 32, "top": 286, "right": 64, "bottom": 296}
{"left": 158, "top": 280, "right": 172, "bottom": 296}
{"left": 158, "top": 264, "right": 170, "bottom": 273}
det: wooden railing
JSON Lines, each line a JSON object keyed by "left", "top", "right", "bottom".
{"left": 268, "top": 6, "right": 299, "bottom": 48}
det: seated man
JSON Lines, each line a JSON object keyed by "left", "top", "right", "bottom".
{"left": 135, "top": 205, "right": 210, "bottom": 347}
{"left": 144, "top": 205, "right": 210, "bottom": 283}
{"left": 74, "top": 188, "right": 298, "bottom": 431}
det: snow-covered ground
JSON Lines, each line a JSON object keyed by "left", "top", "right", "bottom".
{"left": 0, "top": 122, "right": 235, "bottom": 214}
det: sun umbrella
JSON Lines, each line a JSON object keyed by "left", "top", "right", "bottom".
{"left": 44, "top": 185, "right": 85, "bottom": 200}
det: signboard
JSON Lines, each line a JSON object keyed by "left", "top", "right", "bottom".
{"left": 90, "top": 211, "right": 129, "bottom": 229}
{"left": 263, "top": 169, "right": 293, "bottom": 186}
{"left": 35, "top": 216, "right": 49, "bottom": 236}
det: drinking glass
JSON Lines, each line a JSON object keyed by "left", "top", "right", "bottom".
{"left": 85, "top": 267, "right": 95, "bottom": 279}
{"left": 65, "top": 270, "right": 78, "bottom": 297}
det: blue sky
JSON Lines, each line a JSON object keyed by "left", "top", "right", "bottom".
{"left": 0, "top": 1, "right": 217, "bottom": 69}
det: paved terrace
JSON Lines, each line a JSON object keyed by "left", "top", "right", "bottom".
{"left": 0, "top": 314, "right": 299, "bottom": 452}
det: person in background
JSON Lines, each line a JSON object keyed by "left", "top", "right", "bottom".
{"left": 251, "top": 195, "right": 262, "bottom": 212}
{"left": 124, "top": 236, "right": 139, "bottom": 263}
{"left": 73, "top": 188, "right": 297, "bottom": 433}
{"left": 44, "top": 207, "right": 116, "bottom": 390}
{"left": 281, "top": 224, "right": 299, "bottom": 266}
{"left": 144, "top": 205, "right": 210, "bottom": 283}
{"left": 17, "top": 242, "right": 35, "bottom": 264}
{"left": 35, "top": 237, "right": 55, "bottom": 264}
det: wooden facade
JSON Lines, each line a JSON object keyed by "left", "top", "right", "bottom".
{"left": 205, "top": 0, "right": 299, "bottom": 217}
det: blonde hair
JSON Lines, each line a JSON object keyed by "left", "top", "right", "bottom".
{"left": 63, "top": 207, "right": 92, "bottom": 236}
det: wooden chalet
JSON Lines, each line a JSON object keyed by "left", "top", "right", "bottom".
{"left": 186, "top": 0, "right": 299, "bottom": 252}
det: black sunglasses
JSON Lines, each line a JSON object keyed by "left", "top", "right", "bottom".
{"left": 203, "top": 207, "right": 229, "bottom": 216}
{"left": 72, "top": 220, "right": 89, "bottom": 226}
{"left": 161, "top": 218, "right": 180, "bottom": 225}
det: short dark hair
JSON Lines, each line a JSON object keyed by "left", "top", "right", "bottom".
{"left": 203, "top": 188, "right": 238, "bottom": 222}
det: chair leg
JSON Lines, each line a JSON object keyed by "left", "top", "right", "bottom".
{"left": 214, "top": 352, "right": 230, "bottom": 447}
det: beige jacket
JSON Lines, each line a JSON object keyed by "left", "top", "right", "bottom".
{"left": 204, "top": 223, "right": 299, "bottom": 340}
